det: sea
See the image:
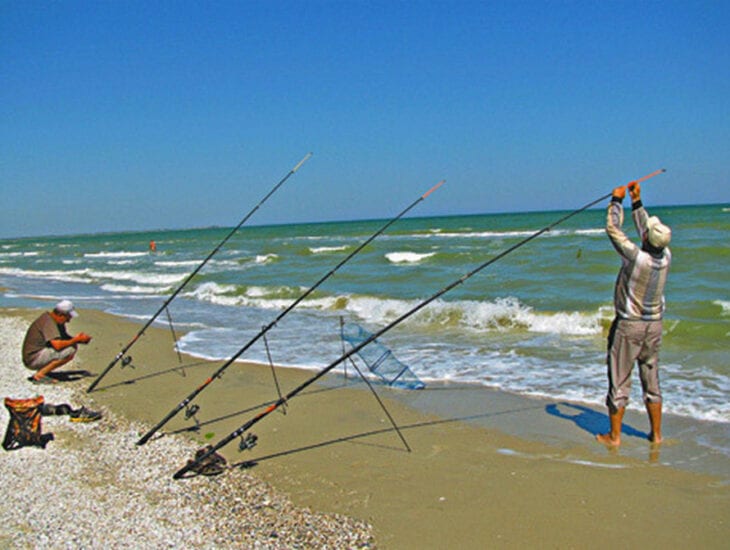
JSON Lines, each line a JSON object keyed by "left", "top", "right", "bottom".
{"left": 1, "top": 204, "right": 728, "bottom": 431}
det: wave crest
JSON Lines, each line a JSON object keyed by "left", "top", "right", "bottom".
{"left": 385, "top": 252, "right": 436, "bottom": 264}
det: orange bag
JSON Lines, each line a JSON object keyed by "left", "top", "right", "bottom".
{"left": 2, "top": 396, "right": 54, "bottom": 450}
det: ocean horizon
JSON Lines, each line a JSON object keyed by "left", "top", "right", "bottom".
{"left": 3, "top": 200, "right": 725, "bottom": 241}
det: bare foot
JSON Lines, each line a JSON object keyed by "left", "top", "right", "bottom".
{"left": 596, "top": 433, "right": 621, "bottom": 447}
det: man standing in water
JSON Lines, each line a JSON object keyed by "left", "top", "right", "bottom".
{"left": 597, "top": 182, "right": 672, "bottom": 446}
{"left": 22, "top": 299, "right": 92, "bottom": 384}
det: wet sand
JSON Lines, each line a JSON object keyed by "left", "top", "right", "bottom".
{"left": 4, "top": 307, "right": 729, "bottom": 548}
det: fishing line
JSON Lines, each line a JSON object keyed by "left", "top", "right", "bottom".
{"left": 137, "top": 179, "right": 445, "bottom": 446}
{"left": 87, "top": 153, "right": 313, "bottom": 393}
{"left": 164, "top": 307, "right": 183, "bottom": 367}
{"left": 262, "top": 330, "right": 286, "bottom": 413}
{"left": 172, "top": 169, "right": 665, "bottom": 479}
{"left": 337, "top": 345, "right": 412, "bottom": 452}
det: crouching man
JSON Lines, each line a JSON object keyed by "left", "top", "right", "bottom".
{"left": 22, "top": 300, "right": 92, "bottom": 384}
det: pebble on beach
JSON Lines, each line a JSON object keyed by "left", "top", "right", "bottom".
{"left": 0, "top": 317, "right": 374, "bottom": 548}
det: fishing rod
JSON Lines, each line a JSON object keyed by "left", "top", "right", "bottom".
{"left": 173, "top": 168, "right": 665, "bottom": 479}
{"left": 137, "top": 179, "right": 446, "bottom": 445}
{"left": 86, "top": 153, "right": 313, "bottom": 393}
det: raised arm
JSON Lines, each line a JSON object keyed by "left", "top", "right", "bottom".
{"left": 606, "top": 185, "right": 639, "bottom": 260}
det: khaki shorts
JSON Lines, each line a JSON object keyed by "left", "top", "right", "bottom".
{"left": 605, "top": 318, "right": 663, "bottom": 412}
{"left": 24, "top": 345, "right": 77, "bottom": 370}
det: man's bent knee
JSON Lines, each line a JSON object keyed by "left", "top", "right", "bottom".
{"left": 24, "top": 347, "right": 76, "bottom": 370}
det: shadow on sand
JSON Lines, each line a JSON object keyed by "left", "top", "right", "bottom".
{"left": 545, "top": 402, "right": 649, "bottom": 440}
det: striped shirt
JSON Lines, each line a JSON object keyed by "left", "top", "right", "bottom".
{"left": 606, "top": 200, "right": 671, "bottom": 321}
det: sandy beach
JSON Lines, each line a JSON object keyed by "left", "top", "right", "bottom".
{"left": 2, "top": 306, "right": 728, "bottom": 548}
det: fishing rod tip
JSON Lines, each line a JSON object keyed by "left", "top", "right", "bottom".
{"left": 422, "top": 179, "right": 446, "bottom": 199}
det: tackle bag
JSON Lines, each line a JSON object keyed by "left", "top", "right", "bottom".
{"left": 2, "top": 396, "right": 54, "bottom": 450}
{"left": 2, "top": 396, "right": 100, "bottom": 451}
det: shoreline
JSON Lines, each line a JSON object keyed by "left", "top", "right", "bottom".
{"left": 2, "top": 306, "right": 729, "bottom": 548}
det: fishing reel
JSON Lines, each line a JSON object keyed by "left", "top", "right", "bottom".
{"left": 188, "top": 445, "right": 227, "bottom": 477}
{"left": 184, "top": 404, "right": 201, "bottom": 431}
{"left": 184, "top": 404, "right": 200, "bottom": 420}
{"left": 238, "top": 432, "right": 258, "bottom": 452}
{"left": 121, "top": 355, "right": 134, "bottom": 369}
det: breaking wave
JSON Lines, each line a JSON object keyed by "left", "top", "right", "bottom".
{"left": 385, "top": 252, "right": 436, "bottom": 264}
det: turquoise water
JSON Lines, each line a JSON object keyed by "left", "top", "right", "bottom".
{"left": 1, "top": 204, "right": 728, "bottom": 426}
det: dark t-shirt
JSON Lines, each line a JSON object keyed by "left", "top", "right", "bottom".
{"left": 22, "top": 312, "right": 71, "bottom": 366}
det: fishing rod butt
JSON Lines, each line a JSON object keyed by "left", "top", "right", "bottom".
{"left": 172, "top": 467, "right": 189, "bottom": 480}
{"left": 86, "top": 371, "right": 108, "bottom": 393}
{"left": 86, "top": 377, "right": 102, "bottom": 393}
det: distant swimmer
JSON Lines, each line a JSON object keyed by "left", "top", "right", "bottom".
{"left": 22, "top": 300, "right": 93, "bottom": 384}
{"left": 597, "top": 182, "right": 672, "bottom": 447}
{"left": 149, "top": 240, "right": 157, "bottom": 252}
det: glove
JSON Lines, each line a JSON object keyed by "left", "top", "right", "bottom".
{"left": 612, "top": 186, "right": 626, "bottom": 201}
{"left": 628, "top": 182, "right": 641, "bottom": 202}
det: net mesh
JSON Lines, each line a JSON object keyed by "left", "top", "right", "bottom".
{"left": 340, "top": 322, "right": 425, "bottom": 390}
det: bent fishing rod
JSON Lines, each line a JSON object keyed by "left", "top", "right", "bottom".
{"left": 86, "top": 153, "right": 313, "bottom": 393}
{"left": 173, "top": 168, "right": 665, "bottom": 479}
{"left": 137, "top": 179, "right": 446, "bottom": 445}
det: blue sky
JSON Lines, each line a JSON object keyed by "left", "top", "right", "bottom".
{"left": 2, "top": 1, "right": 728, "bottom": 238}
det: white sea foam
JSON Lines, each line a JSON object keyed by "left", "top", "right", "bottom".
{"left": 83, "top": 251, "right": 149, "bottom": 258}
{"left": 661, "top": 363, "right": 730, "bottom": 423}
{"left": 0, "top": 266, "right": 90, "bottom": 284}
{"left": 191, "top": 289, "right": 605, "bottom": 338}
{"left": 714, "top": 300, "right": 730, "bottom": 316}
{"left": 255, "top": 253, "right": 278, "bottom": 264}
{"left": 86, "top": 269, "right": 186, "bottom": 286}
{"left": 0, "top": 251, "right": 40, "bottom": 257}
{"left": 154, "top": 260, "right": 203, "bottom": 267}
{"left": 100, "top": 283, "right": 170, "bottom": 294}
{"left": 0, "top": 265, "right": 186, "bottom": 288}
{"left": 410, "top": 228, "right": 601, "bottom": 240}
{"left": 243, "top": 285, "right": 303, "bottom": 298}
{"left": 418, "top": 230, "right": 537, "bottom": 239}
{"left": 309, "top": 245, "right": 349, "bottom": 254}
{"left": 185, "top": 282, "right": 238, "bottom": 305}
{"left": 344, "top": 295, "right": 603, "bottom": 336}
{"left": 385, "top": 252, "right": 436, "bottom": 264}
{"left": 185, "top": 282, "right": 322, "bottom": 310}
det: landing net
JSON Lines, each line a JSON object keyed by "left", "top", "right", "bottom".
{"left": 340, "top": 322, "right": 425, "bottom": 390}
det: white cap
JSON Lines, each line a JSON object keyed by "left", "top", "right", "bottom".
{"left": 54, "top": 299, "right": 78, "bottom": 318}
{"left": 646, "top": 216, "right": 671, "bottom": 249}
